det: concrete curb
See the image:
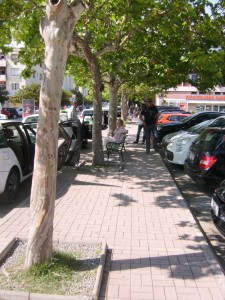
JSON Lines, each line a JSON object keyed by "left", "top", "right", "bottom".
{"left": 0, "top": 238, "right": 108, "bottom": 300}
{"left": 91, "top": 243, "right": 108, "bottom": 300}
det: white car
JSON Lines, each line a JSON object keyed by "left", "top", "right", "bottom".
{"left": 0, "top": 113, "right": 8, "bottom": 120}
{"left": 0, "top": 120, "right": 36, "bottom": 203}
{"left": 22, "top": 112, "right": 68, "bottom": 124}
{"left": 165, "top": 118, "right": 222, "bottom": 165}
{"left": 166, "top": 132, "right": 199, "bottom": 165}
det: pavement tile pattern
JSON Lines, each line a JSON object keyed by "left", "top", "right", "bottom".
{"left": 0, "top": 120, "right": 225, "bottom": 300}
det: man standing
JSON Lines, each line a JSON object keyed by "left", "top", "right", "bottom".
{"left": 133, "top": 103, "right": 146, "bottom": 144}
{"left": 139, "top": 99, "right": 158, "bottom": 154}
{"left": 67, "top": 100, "right": 79, "bottom": 139}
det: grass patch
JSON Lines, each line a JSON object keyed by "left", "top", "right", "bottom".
{"left": 0, "top": 242, "right": 101, "bottom": 297}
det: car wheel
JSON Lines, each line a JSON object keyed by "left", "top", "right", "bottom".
{"left": 1, "top": 169, "right": 20, "bottom": 203}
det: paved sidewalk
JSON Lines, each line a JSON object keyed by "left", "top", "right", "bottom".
{"left": 0, "top": 120, "right": 225, "bottom": 300}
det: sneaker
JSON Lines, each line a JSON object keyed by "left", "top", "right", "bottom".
{"left": 133, "top": 141, "right": 138, "bottom": 144}
{"left": 141, "top": 142, "right": 145, "bottom": 145}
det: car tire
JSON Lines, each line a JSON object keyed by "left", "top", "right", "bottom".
{"left": 1, "top": 169, "right": 20, "bottom": 203}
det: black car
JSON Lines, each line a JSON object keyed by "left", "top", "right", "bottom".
{"left": 5, "top": 108, "right": 20, "bottom": 119}
{"left": 211, "top": 180, "right": 225, "bottom": 236}
{"left": 184, "top": 127, "right": 225, "bottom": 186}
{"left": 157, "top": 111, "right": 225, "bottom": 143}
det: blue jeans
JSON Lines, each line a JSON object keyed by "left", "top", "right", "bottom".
{"left": 136, "top": 125, "right": 146, "bottom": 142}
{"left": 144, "top": 124, "right": 157, "bottom": 151}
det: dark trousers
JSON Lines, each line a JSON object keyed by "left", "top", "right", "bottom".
{"left": 135, "top": 124, "right": 146, "bottom": 143}
{"left": 144, "top": 124, "right": 157, "bottom": 151}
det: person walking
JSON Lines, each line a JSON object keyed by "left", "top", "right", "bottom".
{"left": 139, "top": 99, "right": 158, "bottom": 154}
{"left": 133, "top": 104, "right": 146, "bottom": 144}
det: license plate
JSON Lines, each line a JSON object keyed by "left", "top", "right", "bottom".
{"left": 211, "top": 198, "right": 219, "bottom": 217}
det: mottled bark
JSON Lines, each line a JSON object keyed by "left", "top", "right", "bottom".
{"left": 91, "top": 58, "right": 104, "bottom": 165}
{"left": 121, "top": 87, "right": 128, "bottom": 121}
{"left": 108, "top": 77, "right": 119, "bottom": 136}
{"left": 25, "top": 0, "right": 84, "bottom": 269}
{"left": 74, "top": 37, "right": 104, "bottom": 165}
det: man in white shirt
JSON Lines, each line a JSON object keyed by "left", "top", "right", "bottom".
{"left": 68, "top": 100, "right": 79, "bottom": 122}
{"left": 67, "top": 100, "right": 79, "bottom": 139}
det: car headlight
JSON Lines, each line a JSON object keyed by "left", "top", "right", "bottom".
{"left": 175, "top": 137, "right": 191, "bottom": 152}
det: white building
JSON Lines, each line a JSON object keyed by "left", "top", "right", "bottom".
{"left": 0, "top": 42, "right": 75, "bottom": 104}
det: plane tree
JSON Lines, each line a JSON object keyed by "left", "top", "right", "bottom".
{"left": 0, "top": 0, "right": 224, "bottom": 270}
{"left": 0, "top": 0, "right": 85, "bottom": 268}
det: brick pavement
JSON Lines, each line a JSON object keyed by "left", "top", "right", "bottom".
{"left": 0, "top": 120, "right": 225, "bottom": 299}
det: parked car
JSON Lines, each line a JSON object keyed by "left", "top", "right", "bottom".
{"left": 211, "top": 180, "right": 225, "bottom": 236}
{"left": 0, "top": 121, "right": 36, "bottom": 203}
{"left": 15, "top": 107, "right": 23, "bottom": 117}
{"left": 184, "top": 127, "right": 225, "bottom": 186}
{"left": 22, "top": 112, "right": 68, "bottom": 124}
{"left": 0, "top": 119, "right": 81, "bottom": 203}
{"left": 166, "top": 119, "right": 215, "bottom": 165}
{"left": 0, "top": 113, "right": 8, "bottom": 120}
{"left": 1, "top": 108, "right": 11, "bottom": 119}
{"left": 4, "top": 108, "right": 20, "bottom": 119}
{"left": 157, "top": 111, "right": 225, "bottom": 143}
{"left": 157, "top": 113, "right": 190, "bottom": 125}
{"left": 162, "top": 116, "right": 225, "bottom": 149}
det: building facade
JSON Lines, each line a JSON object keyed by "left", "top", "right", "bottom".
{"left": 156, "top": 83, "right": 225, "bottom": 112}
{"left": 0, "top": 43, "right": 75, "bottom": 106}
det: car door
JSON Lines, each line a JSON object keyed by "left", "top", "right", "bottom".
{"left": 4, "top": 123, "right": 34, "bottom": 176}
{"left": 57, "top": 124, "right": 71, "bottom": 170}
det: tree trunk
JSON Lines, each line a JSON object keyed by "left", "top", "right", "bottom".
{"left": 78, "top": 44, "right": 104, "bottom": 165}
{"left": 91, "top": 62, "right": 104, "bottom": 165}
{"left": 108, "top": 76, "right": 119, "bottom": 136}
{"left": 25, "top": 0, "right": 84, "bottom": 269}
{"left": 121, "top": 87, "right": 128, "bottom": 121}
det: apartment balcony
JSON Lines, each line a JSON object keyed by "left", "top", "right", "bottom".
{"left": 0, "top": 59, "right": 6, "bottom": 67}
{"left": 0, "top": 75, "right": 6, "bottom": 82}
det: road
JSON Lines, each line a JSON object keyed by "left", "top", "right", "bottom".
{"left": 159, "top": 148, "right": 225, "bottom": 273}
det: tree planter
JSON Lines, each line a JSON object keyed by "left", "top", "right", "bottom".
{"left": 0, "top": 238, "right": 107, "bottom": 300}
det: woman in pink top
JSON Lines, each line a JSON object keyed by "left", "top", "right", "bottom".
{"left": 103, "top": 119, "right": 126, "bottom": 149}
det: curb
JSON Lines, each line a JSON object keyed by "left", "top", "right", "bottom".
{"left": 91, "top": 242, "right": 108, "bottom": 300}
{"left": 0, "top": 238, "right": 108, "bottom": 300}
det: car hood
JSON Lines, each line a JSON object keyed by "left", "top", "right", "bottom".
{"left": 162, "top": 130, "right": 186, "bottom": 142}
{"left": 170, "top": 132, "right": 198, "bottom": 142}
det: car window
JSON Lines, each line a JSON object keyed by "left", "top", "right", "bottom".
{"left": 83, "top": 111, "right": 93, "bottom": 116}
{"left": 210, "top": 117, "right": 225, "bottom": 127}
{"left": 168, "top": 116, "right": 179, "bottom": 121}
{"left": 24, "top": 116, "right": 39, "bottom": 123}
{"left": 181, "top": 115, "right": 193, "bottom": 123}
{"left": 195, "top": 130, "right": 224, "bottom": 151}
{"left": 21, "top": 125, "right": 36, "bottom": 144}
{"left": 187, "top": 120, "right": 212, "bottom": 133}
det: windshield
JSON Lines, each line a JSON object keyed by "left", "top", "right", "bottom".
{"left": 180, "top": 115, "right": 192, "bottom": 123}
{"left": 186, "top": 120, "right": 213, "bottom": 133}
